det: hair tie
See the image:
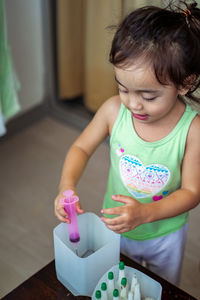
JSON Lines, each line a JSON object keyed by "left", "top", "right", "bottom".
{"left": 183, "top": 8, "right": 191, "bottom": 17}
{"left": 183, "top": 8, "right": 192, "bottom": 26}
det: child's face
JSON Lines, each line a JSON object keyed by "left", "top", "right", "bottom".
{"left": 114, "top": 59, "right": 187, "bottom": 124}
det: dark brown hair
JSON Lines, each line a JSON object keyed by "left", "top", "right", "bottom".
{"left": 109, "top": 1, "right": 200, "bottom": 104}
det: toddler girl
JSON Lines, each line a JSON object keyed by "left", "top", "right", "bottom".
{"left": 54, "top": 1, "right": 200, "bottom": 285}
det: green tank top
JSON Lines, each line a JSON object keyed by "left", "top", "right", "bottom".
{"left": 103, "top": 103, "right": 197, "bottom": 240}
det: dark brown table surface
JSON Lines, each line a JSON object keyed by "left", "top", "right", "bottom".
{"left": 2, "top": 254, "right": 198, "bottom": 300}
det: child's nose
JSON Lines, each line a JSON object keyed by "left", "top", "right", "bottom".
{"left": 129, "top": 95, "right": 143, "bottom": 111}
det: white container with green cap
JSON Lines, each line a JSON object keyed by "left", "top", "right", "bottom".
{"left": 101, "top": 282, "right": 108, "bottom": 300}
{"left": 113, "top": 289, "right": 119, "bottom": 300}
{"left": 120, "top": 277, "right": 128, "bottom": 300}
{"left": 117, "top": 261, "right": 125, "bottom": 289}
{"left": 95, "top": 290, "right": 102, "bottom": 299}
{"left": 107, "top": 271, "right": 115, "bottom": 300}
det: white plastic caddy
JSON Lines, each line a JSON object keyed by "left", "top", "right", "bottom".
{"left": 92, "top": 264, "right": 162, "bottom": 300}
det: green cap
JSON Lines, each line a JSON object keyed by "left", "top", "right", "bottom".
{"left": 101, "top": 282, "right": 107, "bottom": 291}
{"left": 95, "top": 290, "right": 101, "bottom": 299}
{"left": 119, "top": 261, "right": 125, "bottom": 270}
{"left": 121, "top": 277, "right": 127, "bottom": 286}
{"left": 113, "top": 289, "right": 119, "bottom": 297}
{"left": 108, "top": 271, "right": 114, "bottom": 280}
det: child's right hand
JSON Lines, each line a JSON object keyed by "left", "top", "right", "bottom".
{"left": 54, "top": 189, "right": 84, "bottom": 223}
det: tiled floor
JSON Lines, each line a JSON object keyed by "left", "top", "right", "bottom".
{"left": 0, "top": 115, "right": 199, "bottom": 299}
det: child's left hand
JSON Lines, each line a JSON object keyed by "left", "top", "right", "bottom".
{"left": 101, "top": 194, "right": 147, "bottom": 234}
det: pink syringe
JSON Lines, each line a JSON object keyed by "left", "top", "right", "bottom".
{"left": 60, "top": 190, "right": 80, "bottom": 255}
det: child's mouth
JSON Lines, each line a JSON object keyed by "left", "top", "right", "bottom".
{"left": 132, "top": 113, "right": 149, "bottom": 120}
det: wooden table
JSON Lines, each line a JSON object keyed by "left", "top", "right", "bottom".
{"left": 2, "top": 254, "right": 197, "bottom": 300}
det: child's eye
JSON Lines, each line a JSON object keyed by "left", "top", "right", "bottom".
{"left": 119, "top": 88, "right": 128, "bottom": 94}
{"left": 142, "top": 96, "right": 156, "bottom": 101}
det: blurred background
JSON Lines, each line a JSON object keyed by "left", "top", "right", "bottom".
{"left": 0, "top": 0, "right": 199, "bottom": 298}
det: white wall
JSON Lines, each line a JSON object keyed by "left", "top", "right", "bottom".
{"left": 5, "top": 0, "right": 46, "bottom": 114}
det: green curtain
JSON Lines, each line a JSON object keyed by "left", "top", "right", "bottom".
{"left": 0, "top": 0, "right": 20, "bottom": 136}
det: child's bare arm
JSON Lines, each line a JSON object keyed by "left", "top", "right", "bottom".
{"left": 54, "top": 96, "right": 120, "bottom": 222}
{"left": 102, "top": 116, "right": 200, "bottom": 233}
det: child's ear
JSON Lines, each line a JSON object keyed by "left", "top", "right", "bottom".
{"left": 178, "top": 74, "right": 196, "bottom": 95}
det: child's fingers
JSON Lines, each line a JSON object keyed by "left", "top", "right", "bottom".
{"left": 101, "top": 215, "right": 131, "bottom": 233}
{"left": 106, "top": 224, "right": 128, "bottom": 234}
{"left": 111, "top": 194, "right": 134, "bottom": 204}
{"left": 76, "top": 201, "right": 84, "bottom": 214}
{"left": 101, "top": 215, "right": 123, "bottom": 225}
{"left": 55, "top": 207, "right": 69, "bottom": 223}
{"left": 54, "top": 197, "right": 69, "bottom": 223}
{"left": 60, "top": 190, "right": 84, "bottom": 214}
{"left": 54, "top": 191, "right": 84, "bottom": 224}
{"left": 101, "top": 205, "right": 122, "bottom": 216}
{"left": 101, "top": 215, "right": 136, "bottom": 233}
